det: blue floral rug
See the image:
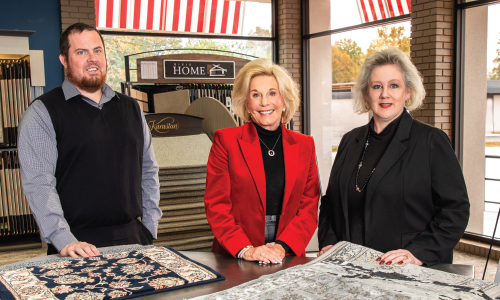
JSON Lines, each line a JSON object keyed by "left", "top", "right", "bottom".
{"left": 0, "top": 246, "right": 224, "bottom": 300}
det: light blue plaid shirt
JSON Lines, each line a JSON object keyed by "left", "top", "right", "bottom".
{"left": 18, "top": 79, "right": 162, "bottom": 252}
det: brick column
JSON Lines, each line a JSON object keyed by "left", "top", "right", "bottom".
{"left": 60, "top": 0, "right": 96, "bottom": 32}
{"left": 277, "top": 0, "right": 302, "bottom": 133}
{"left": 410, "top": 0, "right": 454, "bottom": 137}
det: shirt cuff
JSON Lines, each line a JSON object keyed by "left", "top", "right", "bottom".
{"left": 275, "top": 240, "right": 291, "bottom": 254}
{"left": 50, "top": 229, "right": 78, "bottom": 252}
{"left": 142, "top": 222, "right": 158, "bottom": 239}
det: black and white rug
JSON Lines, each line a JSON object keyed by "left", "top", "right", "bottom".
{"left": 193, "top": 241, "right": 500, "bottom": 300}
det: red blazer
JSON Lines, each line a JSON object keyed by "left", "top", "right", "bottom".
{"left": 204, "top": 122, "right": 320, "bottom": 257}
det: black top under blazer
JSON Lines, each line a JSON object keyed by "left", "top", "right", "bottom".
{"left": 318, "top": 110, "right": 470, "bottom": 266}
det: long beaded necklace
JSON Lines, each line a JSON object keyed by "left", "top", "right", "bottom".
{"left": 355, "top": 132, "right": 376, "bottom": 192}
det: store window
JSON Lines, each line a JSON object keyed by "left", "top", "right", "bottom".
{"left": 310, "top": 0, "right": 410, "bottom": 34}
{"left": 330, "top": 22, "right": 410, "bottom": 149}
{"left": 482, "top": 3, "right": 500, "bottom": 237}
{"left": 452, "top": 0, "right": 500, "bottom": 238}
{"left": 304, "top": 0, "right": 411, "bottom": 252}
{"left": 306, "top": 0, "right": 411, "bottom": 185}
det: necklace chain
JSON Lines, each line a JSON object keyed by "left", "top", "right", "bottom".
{"left": 355, "top": 132, "right": 376, "bottom": 192}
{"left": 259, "top": 134, "right": 282, "bottom": 157}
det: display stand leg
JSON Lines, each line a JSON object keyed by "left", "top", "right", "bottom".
{"left": 483, "top": 205, "right": 500, "bottom": 280}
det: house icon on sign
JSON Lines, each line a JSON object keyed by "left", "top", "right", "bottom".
{"left": 209, "top": 64, "right": 227, "bottom": 76}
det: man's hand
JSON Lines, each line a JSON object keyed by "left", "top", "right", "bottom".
{"left": 60, "top": 241, "right": 100, "bottom": 258}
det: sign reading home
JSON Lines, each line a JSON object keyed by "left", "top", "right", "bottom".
{"left": 145, "top": 113, "right": 203, "bottom": 137}
{"left": 164, "top": 60, "right": 235, "bottom": 80}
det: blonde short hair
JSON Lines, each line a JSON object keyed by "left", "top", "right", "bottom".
{"left": 232, "top": 59, "right": 300, "bottom": 124}
{"left": 353, "top": 47, "right": 426, "bottom": 114}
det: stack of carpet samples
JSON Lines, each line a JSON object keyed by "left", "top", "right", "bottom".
{"left": 152, "top": 134, "right": 214, "bottom": 251}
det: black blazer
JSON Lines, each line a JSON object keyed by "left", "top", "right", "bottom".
{"left": 318, "top": 111, "right": 470, "bottom": 266}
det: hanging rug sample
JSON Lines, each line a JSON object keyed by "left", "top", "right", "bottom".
{"left": 0, "top": 245, "right": 224, "bottom": 300}
{"left": 193, "top": 241, "right": 500, "bottom": 300}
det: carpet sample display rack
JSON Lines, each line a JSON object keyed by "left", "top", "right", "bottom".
{"left": 151, "top": 132, "right": 214, "bottom": 252}
{"left": 0, "top": 150, "right": 37, "bottom": 237}
{"left": 0, "top": 60, "right": 31, "bottom": 146}
{"left": 123, "top": 51, "right": 294, "bottom": 130}
{"left": 0, "top": 60, "right": 35, "bottom": 237}
{"left": 0, "top": 30, "right": 45, "bottom": 249}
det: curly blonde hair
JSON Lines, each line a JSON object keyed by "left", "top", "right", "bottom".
{"left": 232, "top": 59, "right": 300, "bottom": 124}
{"left": 353, "top": 47, "right": 426, "bottom": 114}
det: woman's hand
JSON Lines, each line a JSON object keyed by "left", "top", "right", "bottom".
{"left": 317, "top": 245, "right": 333, "bottom": 257}
{"left": 242, "top": 245, "right": 283, "bottom": 264}
{"left": 377, "top": 249, "right": 423, "bottom": 266}
{"left": 265, "top": 242, "right": 286, "bottom": 259}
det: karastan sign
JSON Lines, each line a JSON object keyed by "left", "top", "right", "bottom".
{"left": 164, "top": 60, "right": 235, "bottom": 80}
{"left": 145, "top": 113, "right": 203, "bottom": 137}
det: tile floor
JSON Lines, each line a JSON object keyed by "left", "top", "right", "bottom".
{"left": 0, "top": 247, "right": 47, "bottom": 268}
{"left": 454, "top": 250, "right": 499, "bottom": 281}
{"left": 0, "top": 248, "right": 498, "bottom": 282}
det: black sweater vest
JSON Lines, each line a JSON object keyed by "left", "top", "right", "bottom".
{"left": 37, "top": 87, "right": 144, "bottom": 239}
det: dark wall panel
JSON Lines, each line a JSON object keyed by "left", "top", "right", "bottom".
{"left": 0, "top": 0, "right": 63, "bottom": 92}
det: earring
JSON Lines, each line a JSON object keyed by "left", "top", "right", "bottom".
{"left": 405, "top": 99, "right": 411, "bottom": 107}
{"left": 248, "top": 110, "right": 250, "bottom": 113}
{"left": 364, "top": 102, "right": 371, "bottom": 111}
{"left": 283, "top": 108, "right": 286, "bottom": 111}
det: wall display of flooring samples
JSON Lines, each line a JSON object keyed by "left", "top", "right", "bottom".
{"left": 0, "top": 85, "right": 2, "bottom": 144}
{"left": 0, "top": 60, "right": 31, "bottom": 147}
{"left": 0, "top": 150, "right": 37, "bottom": 236}
{"left": 0, "top": 59, "right": 36, "bottom": 238}
{"left": 152, "top": 134, "right": 213, "bottom": 251}
{"left": 154, "top": 90, "right": 190, "bottom": 114}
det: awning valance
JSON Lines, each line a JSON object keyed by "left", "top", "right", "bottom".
{"left": 356, "top": 0, "right": 411, "bottom": 23}
{"left": 95, "top": 0, "right": 245, "bottom": 35}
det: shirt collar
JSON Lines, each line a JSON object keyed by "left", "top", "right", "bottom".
{"left": 61, "top": 78, "right": 116, "bottom": 102}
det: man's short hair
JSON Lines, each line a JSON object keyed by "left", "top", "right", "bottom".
{"left": 59, "top": 23, "right": 106, "bottom": 59}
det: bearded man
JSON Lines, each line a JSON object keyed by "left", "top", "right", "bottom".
{"left": 18, "top": 23, "right": 161, "bottom": 258}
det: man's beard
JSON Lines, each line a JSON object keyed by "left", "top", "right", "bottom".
{"left": 66, "top": 62, "right": 107, "bottom": 93}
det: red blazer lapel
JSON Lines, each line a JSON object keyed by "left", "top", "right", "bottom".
{"left": 237, "top": 122, "right": 267, "bottom": 208}
{"left": 282, "top": 125, "right": 300, "bottom": 212}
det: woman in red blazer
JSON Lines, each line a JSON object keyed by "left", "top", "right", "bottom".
{"left": 204, "top": 59, "right": 320, "bottom": 264}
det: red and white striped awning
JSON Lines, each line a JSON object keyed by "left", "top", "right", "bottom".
{"left": 356, "top": 0, "right": 411, "bottom": 23}
{"left": 95, "top": 0, "right": 245, "bottom": 35}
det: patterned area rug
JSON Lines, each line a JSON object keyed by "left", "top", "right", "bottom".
{"left": 0, "top": 245, "right": 224, "bottom": 300}
{"left": 193, "top": 241, "right": 500, "bottom": 300}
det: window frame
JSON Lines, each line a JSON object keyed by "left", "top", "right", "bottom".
{"left": 301, "top": 0, "right": 410, "bottom": 134}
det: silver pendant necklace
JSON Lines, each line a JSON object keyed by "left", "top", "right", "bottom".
{"left": 259, "top": 134, "right": 281, "bottom": 157}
